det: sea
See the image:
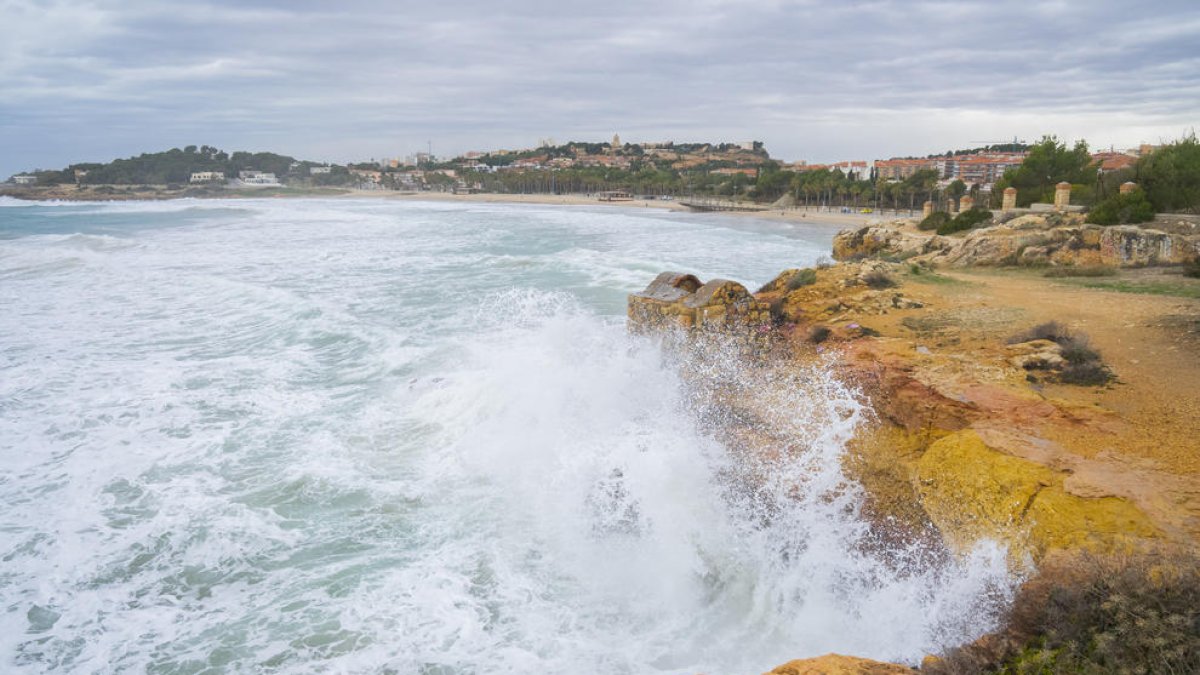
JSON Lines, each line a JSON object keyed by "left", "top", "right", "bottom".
{"left": 0, "top": 197, "right": 1013, "bottom": 674}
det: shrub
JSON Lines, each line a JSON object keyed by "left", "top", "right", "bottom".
{"left": 1059, "top": 335, "right": 1099, "bottom": 365}
{"left": 1060, "top": 361, "right": 1111, "bottom": 385}
{"left": 808, "top": 325, "right": 831, "bottom": 344}
{"left": 937, "top": 207, "right": 993, "bottom": 235}
{"left": 1086, "top": 189, "right": 1155, "bottom": 225}
{"left": 929, "top": 551, "right": 1200, "bottom": 675}
{"left": 862, "top": 270, "right": 897, "bottom": 289}
{"left": 918, "top": 211, "right": 952, "bottom": 231}
{"left": 787, "top": 268, "right": 818, "bottom": 290}
{"left": 768, "top": 297, "right": 787, "bottom": 324}
{"left": 1183, "top": 260, "right": 1200, "bottom": 279}
{"left": 1007, "top": 321, "right": 1072, "bottom": 345}
{"left": 1008, "top": 322, "right": 1111, "bottom": 385}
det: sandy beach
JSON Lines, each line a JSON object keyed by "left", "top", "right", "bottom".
{"left": 366, "top": 189, "right": 896, "bottom": 229}
{"left": 0, "top": 183, "right": 900, "bottom": 230}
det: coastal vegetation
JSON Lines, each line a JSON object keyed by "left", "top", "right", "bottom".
{"left": 1086, "top": 188, "right": 1155, "bottom": 225}
{"left": 936, "top": 207, "right": 994, "bottom": 235}
{"left": 930, "top": 551, "right": 1200, "bottom": 674}
{"left": 992, "top": 136, "right": 1097, "bottom": 208}
{"left": 1138, "top": 134, "right": 1200, "bottom": 214}
{"left": 18, "top": 145, "right": 349, "bottom": 187}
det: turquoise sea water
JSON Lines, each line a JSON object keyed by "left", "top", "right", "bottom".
{"left": 0, "top": 197, "right": 1011, "bottom": 673}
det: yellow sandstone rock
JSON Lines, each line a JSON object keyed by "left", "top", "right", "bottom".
{"left": 915, "top": 430, "right": 1158, "bottom": 556}
{"left": 764, "top": 653, "right": 915, "bottom": 674}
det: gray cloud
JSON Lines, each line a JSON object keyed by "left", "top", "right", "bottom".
{"left": 1, "top": 0, "right": 1197, "bottom": 177}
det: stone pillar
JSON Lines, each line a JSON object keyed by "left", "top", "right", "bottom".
{"left": 1002, "top": 187, "right": 1017, "bottom": 212}
{"left": 922, "top": 201, "right": 934, "bottom": 218}
{"left": 959, "top": 195, "right": 974, "bottom": 212}
{"left": 1054, "top": 182, "right": 1072, "bottom": 211}
{"left": 1120, "top": 181, "right": 1138, "bottom": 195}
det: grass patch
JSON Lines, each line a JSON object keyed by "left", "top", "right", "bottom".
{"left": 906, "top": 269, "right": 967, "bottom": 286}
{"left": 1042, "top": 266, "right": 1117, "bottom": 278}
{"left": 1069, "top": 279, "right": 1200, "bottom": 300}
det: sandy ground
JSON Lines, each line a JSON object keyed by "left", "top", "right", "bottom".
{"left": 948, "top": 270, "right": 1200, "bottom": 474}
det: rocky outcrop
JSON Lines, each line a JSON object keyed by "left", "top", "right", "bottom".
{"left": 832, "top": 214, "right": 1200, "bottom": 268}
{"left": 628, "top": 271, "right": 772, "bottom": 353}
{"left": 915, "top": 430, "right": 1158, "bottom": 556}
{"left": 627, "top": 261, "right": 1194, "bottom": 561}
{"left": 764, "top": 654, "right": 916, "bottom": 674}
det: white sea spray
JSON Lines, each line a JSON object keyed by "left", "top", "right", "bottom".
{"left": 0, "top": 198, "right": 1013, "bottom": 673}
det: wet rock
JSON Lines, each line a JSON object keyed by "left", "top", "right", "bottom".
{"left": 627, "top": 271, "right": 771, "bottom": 353}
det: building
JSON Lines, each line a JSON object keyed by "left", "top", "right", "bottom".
{"left": 309, "top": 166, "right": 332, "bottom": 175}
{"left": 12, "top": 174, "right": 37, "bottom": 185}
{"left": 874, "top": 158, "right": 938, "bottom": 180}
{"left": 1091, "top": 151, "right": 1137, "bottom": 173}
{"left": 710, "top": 167, "right": 759, "bottom": 177}
{"left": 955, "top": 154, "right": 1025, "bottom": 185}
{"left": 237, "top": 171, "right": 280, "bottom": 186}
{"left": 875, "top": 152, "right": 1026, "bottom": 187}
{"left": 189, "top": 171, "right": 225, "bottom": 183}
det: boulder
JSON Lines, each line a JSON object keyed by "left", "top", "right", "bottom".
{"left": 627, "top": 271, "right": 771, "bottom": 352}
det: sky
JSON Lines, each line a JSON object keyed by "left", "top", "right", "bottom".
{"left": 1, "top": 0, "right": 1198, "bottom": 177}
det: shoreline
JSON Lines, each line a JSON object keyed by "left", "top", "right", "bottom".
{"left": 1, "top": 185, "right": 893, "bottom": 229}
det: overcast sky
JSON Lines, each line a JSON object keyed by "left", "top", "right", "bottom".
{"left": 2, "top": 0, "right": 1198, "bottom": 177}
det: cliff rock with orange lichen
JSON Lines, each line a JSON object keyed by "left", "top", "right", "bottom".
{"left": 627, "top": 260, "right": 1200, "bottom": 561}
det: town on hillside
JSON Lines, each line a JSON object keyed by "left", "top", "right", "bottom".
{"left": 5, "top": 135, "right": 1195, "bottom": 222}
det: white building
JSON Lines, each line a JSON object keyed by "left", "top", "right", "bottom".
{"left": 189, "top": 171, "right": 225, "bottom": 183}
{"left": 237, "top": 171, "right": 280, "bottom": 186}
{"left": 12, "top": 175, "right": 37, "bottom": 185}
{"left": 309, "top": 165, "right": 332, "bottom": 175}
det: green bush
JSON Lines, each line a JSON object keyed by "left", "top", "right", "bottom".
{"left": 918, "top": 211, "right": 952, "bottom": 231}
{"left": 1086, "top": 190, "right": 1156, "bottom": 225}
{"left": 787, "top": 268, "right": 818, "bottom": 290}
{"left": 1184, "top": 260, "right": 1200, "bottom": 279}
{"left": 937, "top": 207, "right": 992, "bottom": 235}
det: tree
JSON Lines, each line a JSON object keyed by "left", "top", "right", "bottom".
{"left": 1137, "top": 134, "right": 1200, "bottom": 213}
{"left": 1086, "top": 189, "right": 1155, "bottom": 225}
{"left": 994, "top": 136, "right": 1097, "bottom": 207}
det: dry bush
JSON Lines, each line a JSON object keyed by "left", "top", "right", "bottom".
{"left": 862, "top": 270, "right": 897, "bottom": 289}
{"left": 928, "top": 550, "right": 1200, "bottom": 675}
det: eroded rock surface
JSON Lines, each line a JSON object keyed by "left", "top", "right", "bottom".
{"left": 832, "top": 214, "right": 1200, "bottom": 268}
